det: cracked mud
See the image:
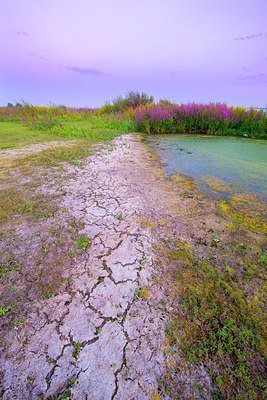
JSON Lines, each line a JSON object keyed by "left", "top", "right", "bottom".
{"left": 0, "top": 135, "right": 172, "bottom": 399}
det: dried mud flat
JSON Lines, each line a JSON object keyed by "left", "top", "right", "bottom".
{"left": 0, "top": 134, "right": 218, "bottom": 399}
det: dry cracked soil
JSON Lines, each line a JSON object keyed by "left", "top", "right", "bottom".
{"left": 0, "top": 141, "right": 78, "bottom": 160}
{"left": 0, "top": 134, "right": 215, "bottom": 399}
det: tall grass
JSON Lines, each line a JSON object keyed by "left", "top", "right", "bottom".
{"left": 135, "top": 103, "right": 267, "bottom": 138}
{"left": 1, "top": 101, "right": 266, "bottom": 140}
{"left": 0, "top": 104, "right": 134, "bottom": 143}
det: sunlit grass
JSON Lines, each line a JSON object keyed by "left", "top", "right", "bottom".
{"left": 0, "top": 122, "right": 62, "bottom": 149}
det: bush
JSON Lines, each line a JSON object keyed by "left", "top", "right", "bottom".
{"left": 98, "top": 91, "right": 154, "bottom": 114}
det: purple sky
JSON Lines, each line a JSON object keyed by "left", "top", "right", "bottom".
{"left": 1, "top": 0, "right": 267, "bottom": 107}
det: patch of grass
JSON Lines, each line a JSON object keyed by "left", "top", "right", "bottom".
{"left": 139, "top": 218, "right": 156, "bottom": 228}
{"left": 0, "top": 307, "right": 9, "bottom": 316}
{"left": 58, "top": 389, "right": 72, "bottom": 400}
{"left": 18, "top": 196, "right": 57, "bottom": 221}
{"left": 12, "top": 141, "right": 92, "bottom": 169}
{"left": 0, "top": 122, "right": 61, "bottom": 149}
{"left": 0, "top": 188, "right": 57, "bottom": 224}
{"left": 48, "top": 118, "right": 133, "bottom": 141}
{"left": 134, "top": 286, "right": 150, "bottom": 301}
{"left": 0, "top": 109, "right": 134, "bottom": 150}
{"left": 160, "top": 238, "right": 266, "bottom": 399}
{"left": 75, "top": 235, "right": 91, "bottom": 249}
{"left": 0, "top": 141, "right": 93, "bottom": 185}
{"left": 72, "top": 341, "right": 82, "bottom": 359}
{"left": 217, "top": 199, "right": 267, "bottom": 235}
{"left": 0, "top": 252, "right": 21, "bottom": 278}
{"left": 0, "top": 188, "right": 23, "bottom": 224}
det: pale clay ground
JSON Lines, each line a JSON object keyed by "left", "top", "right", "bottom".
{"left": 0, "top": 134, "right": 212, "bottom": 399}
{"left": 0, "top": 140, "right": 78, "bottom": 159}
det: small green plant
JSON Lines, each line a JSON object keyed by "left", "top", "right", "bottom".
{"left": 68, "top": 250, "right": 77, "bottom": 258}
{"left": 75, "top": 235, "right": 91, "bottom": 249}
{"left": 27, "top": 375, "right": 36, "bottom": 382}
{"left": 134, "top": 286, "right": 150, "bottom": 301}
{"left": 59, "top": 389, "right": 72, "bottom": 400}
{"left": 72, "top": 341, "right": 82, "bottom": 359}
{"left": 0, "top": 307, "right": 9, "bottom": 316}
{"left": 116, "top": 212, "right": 123, "bottom": 221}
{"left": 159, "top": 299, "right": 167, "bottom": 311}
{"left": 68, "top": 376, "right": 77, "bottom": 386}
{"left": 258, "top": 252, "right": 266, "bottom": 265}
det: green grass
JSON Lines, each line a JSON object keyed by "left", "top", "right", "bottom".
{"left": 36, "top": 116, "right": 134, "bottom": 140}
{"left": 75, "top": 235, "right": 91, "bottom": 249}
{"left": 0, "top": 122, "right": 62, "bottom": 149}
{"left": 0, "top": 114, "right": 134, "bottom": 150}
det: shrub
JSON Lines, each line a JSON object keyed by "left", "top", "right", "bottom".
{"left": 98, "top": 91, "right": 154, "bottom": 114}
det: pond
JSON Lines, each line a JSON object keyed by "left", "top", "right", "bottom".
{"left": 146, "top": 134, "right": 267, "bottom": 204}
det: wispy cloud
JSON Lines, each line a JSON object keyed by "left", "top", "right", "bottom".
{"left": 234, "top": 32, "right": 267, "bottom": 41}
{"left": 60, "top": 65, "right": 107, "bottom": 77}
{"left": 15, "top": 30, "right": 29, "bottom": 37}
{"left": 27, "top": 51, "right": 47, "bottom": 60}
{"left": 238, "top": 72, "right": 267, "bottom": 85}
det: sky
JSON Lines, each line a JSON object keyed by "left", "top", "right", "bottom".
{"left": 1, "top": 0, "right": 267, "bottom": 107}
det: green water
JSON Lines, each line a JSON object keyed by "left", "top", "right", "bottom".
{"left": 146, "top": 134, "right": 267, "bottom": 202}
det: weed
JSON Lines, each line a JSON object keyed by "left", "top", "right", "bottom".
{"left": 75, "top": 235, "right": 91, "bottom": 249}
{"left": 72, "top": 341, "right": 82, "bottom": 359}
{"left": 27, "top": 375, "right": 36, "bottom": 382}
{"left": 68, "top": 250, "right": 76, "bottom": 258}
{"left": 0, "top": 253, "right": 21, "bottom": 278}
{"left": 116, "top": 211, "right": 123, "bottom": 221}
{"left": 159, "top": 299, "right": 167, "bottom": 311}
{"left": 0, "top": 307, "right": 9, "bottom": 316}
{"left": 58, "top": 389, "right": 72, "bottom": 400}
{"left": 181, "top": 190, "right": 194, "bottom": 199}
{"left": 139, "top": 218, "right": 156, "bottom": 228}
{"left": 134, "top": 286, "right": 150, "bottom": 301}
{"left": 258, "top": 252, "right": 266, "bottom": 265}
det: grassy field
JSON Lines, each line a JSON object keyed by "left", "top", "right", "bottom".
{"left": 0, "top": 112, "right": 133, "bottom": 150}
{"left": 0, "top": 122, "right": 62, "bottom": 149}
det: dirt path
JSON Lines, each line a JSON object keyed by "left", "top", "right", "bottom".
{"left": 1, "top": 134, "right": 179, "bottom": 399}
{"left": 0, "top": 140, "right": 78, "bottom": 159}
